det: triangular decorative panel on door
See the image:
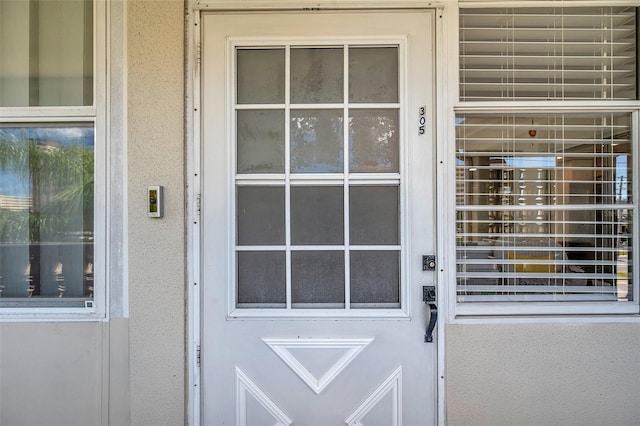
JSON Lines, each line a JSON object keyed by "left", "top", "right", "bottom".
{"left": 235, "top": 366, "right": 292, "bottom": 426}
{"left": 262, "top": 337, "right": 374, "bottom": 395}
{"left": 345, "top": 366, "right": 402, "bottom": 426}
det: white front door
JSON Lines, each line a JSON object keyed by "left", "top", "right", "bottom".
{"left": 200, "top": 10, "right": 437, "bottom": 425}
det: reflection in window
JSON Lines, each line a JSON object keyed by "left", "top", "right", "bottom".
{"left": 0, "top": 126, "right": 94, "bottom": 303}
{"left": 0, "top": 0, "right": 93, "bottom": 107}
{"left": 349, "top": 47, "right": 398, "bottom": 103}
{"left": 234, "top": 43, "right": 402, "bottom": 310}
{"left": 290, "top": 48, "right": 344, "bottom": 104}
{"left": 455, "top": 113, "right": 633, "bottom": 303}
{"left": 290, "top": 110, "right": 343, "bottom": 173}
{"left": 237, "top": 110, "right": 285, "bottom": 174}
{"left": 350, "top": 109, "right": 399, "bottom": 173}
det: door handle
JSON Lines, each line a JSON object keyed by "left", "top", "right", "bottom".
{"left": 423, "top": 286, "right": 437, "bottom": 343}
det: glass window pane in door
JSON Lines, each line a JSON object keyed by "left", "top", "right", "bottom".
{"left": 237, "top": 251, "right": 286, "bottom": 306}
{"left": 291, "top": 186, "right": 344, "bottom": 245}
{"left": 290, "top": 48, "right": 343, "bottom": 104}
{"left": 290, "top": 109, "right": 344, "bottom": 173}
{"left": 0, "top": 0, "right": 93, "bottom": 107}
{"left": 350, "top": 186, "right": 399, "bottom": 245}
{"left": 237, "top": 186, "right": 285, "bottom": 245}
{"left": 350, "top": 250, "right": 400, "bottom": 305}
{"left": 291, "top": 251, "right": 345, "bottom": 305}
{"left": 349, "top": 47, "right": 398, "bottom": 103}
{"left": 237, "top": 49, "right": 285, "bottom": 104}
{"left": 237, "top": 110, "right": 285, "bottom": 174}
{"left": 349, "top": 109, "right": 399, "bottom": 173}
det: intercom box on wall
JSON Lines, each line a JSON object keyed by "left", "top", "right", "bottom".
{"left": 148, "top": 185, "right": 164, "bottom": 218}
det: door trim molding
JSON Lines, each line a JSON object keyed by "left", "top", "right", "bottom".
{"left": 194, "top": 0, "right": 444, "bottom": 11}
{"left": 186, "top": 5, "right": 448, "bottom": 426}
{"left": 186, "top": 4, "right": 202, "bottom": 426}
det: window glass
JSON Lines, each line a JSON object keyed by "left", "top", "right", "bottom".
{"left": 290, "top": 47, "right": 343, "bottom": 104}
{"left": 291, "top": 186, "right": 343, "bottom": 245}
{"left": 237, "top": 110, "right": 285, "bottom": 174}
{"left": 237, "top": 186, "right": 285, "bottom": 245}
{"left": 234, "top": 43, "right": 402, "bottom": 310}
{"left": 349, "top": 47, "right": 398, "bottom": 103}
{"left": 349, "top": 109, "right": 399, "bottom": 173}
{"left": 459, "top": 7, "right": 637, "bottom": 101}
{"left": 350, "top": 250, "right": 400, "bottom": 307}
{"left": 291, "top": 251, "right": 345, "bottom": 307}
{"left": 0, "top": 0, "right": 93, "bottom": 107}
{"left": 455, "top": 113, "right": 633, "bottom": 303}
{"left": 290, "top": 109, "right": 344, "bottom": 173}
{"left": 237, "top": 48, "right": 285, "bottom": 104}
{"left": 350, "top": 185, "right": 399, "bottom": 245}
{"left": 0, "top": 125, "right": 94, "bottom": 305}
{"left": 237, "top": 251, "right": 286, "bottom": 307}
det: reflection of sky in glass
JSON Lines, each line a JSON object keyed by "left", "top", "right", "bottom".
{"left": 616, "top": 155, "right": 628, "bottom": 202}
{"left": 290, "top": 112, "right": 343, "bottom": 173}
{"left": 0, "top": 127, "right": 94, "bottom": 148}
{"left": 0, "top": 126, "right": 94, "bottom": 197}
{"left": 501, "top": 156, "right": 555, "bottom": 168}
{"left": 0, "top": 172, "right": 29, "bottom": 197}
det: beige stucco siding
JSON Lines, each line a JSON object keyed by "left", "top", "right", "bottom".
{"left": 446, "top": 323, "right": 640, "bottom": 425}
{"left": 0, "top": 322, "right": 104, "bottom": 426}
{"left": 127, "top": 0, "right": 186, "bottom": 425}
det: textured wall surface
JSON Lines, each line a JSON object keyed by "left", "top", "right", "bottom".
{"left": 127, "top": 0, "right": 186, "bottom": 425}
{"left": 0, "top": 322, "right": 104, "bottom": 426}
{"left": 446, "top": 323, "right": 640, "bottom": 425}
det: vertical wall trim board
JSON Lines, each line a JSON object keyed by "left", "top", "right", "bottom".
{"left": 28, "top": 0, "right": 39, "bottom": 105}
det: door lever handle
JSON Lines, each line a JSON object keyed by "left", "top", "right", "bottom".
{"left": 423, "top": 286, "right": 437, "bottom": 343}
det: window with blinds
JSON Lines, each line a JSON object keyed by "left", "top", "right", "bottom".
{"left": 456, "top": 113, "right": 633, "bottom": 303}
{"left": 459, "top": 7, "right": 638, "bottom": 101}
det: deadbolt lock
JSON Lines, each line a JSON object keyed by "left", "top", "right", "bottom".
{"left": 422, "top": 255, "right": 436, "bottom": 271}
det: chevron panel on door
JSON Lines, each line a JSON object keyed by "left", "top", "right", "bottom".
{"left": 345, "top": 366, "right": 403, "bottom": 426}
{"left": 235, "top": 366, "right": 292, "bottom": 426}
{"left": 262, "top": 337, "right": 374, "bottom": 394}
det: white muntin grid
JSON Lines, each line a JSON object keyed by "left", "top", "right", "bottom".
{"left": 228, "top": 37, "right": 409, "bottom": 316}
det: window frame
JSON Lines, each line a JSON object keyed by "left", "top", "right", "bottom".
{"left": 450, "top": 1, "right": 640, "bottom": 318}
{"left": 0, "top": 0, "right": 107, "bottom": 319}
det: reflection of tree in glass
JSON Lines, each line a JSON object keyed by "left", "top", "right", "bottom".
{"left": 290, "top": 111, "right": 344, "bottom": 173}
{"left": 349, "top": 110, "right": 399, "bottom": 172}
{"left": 0, "top": 129, "right": 93, "bottom": 244}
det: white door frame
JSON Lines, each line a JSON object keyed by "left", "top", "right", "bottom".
{"left": 185, "top": 2, "right": 452, "bottom": 425}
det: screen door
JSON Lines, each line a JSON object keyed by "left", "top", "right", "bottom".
{"left": 200, "top": 9, "right": 437, "bottom": 425}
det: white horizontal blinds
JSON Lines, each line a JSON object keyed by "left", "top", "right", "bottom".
{"left": 456, "top": 113, "right": 633, "bottom": 302}
{"left": 459, "top": 7, "right": 637, "bottom": 101}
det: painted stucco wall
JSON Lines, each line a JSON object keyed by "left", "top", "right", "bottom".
{"left": 0, "top": 1, "right": 131, "bottom": 425}
{"left": 3, "top": 2, "right": 640, "bottom": 426}
{"left": 127, "top": 0, "right": 186, "bottom": 425}
{"left": 445, "top": 323, "right": 640, "bottom": 425}
{"left": 0, "top": 321, "right": 129, "bottom": 426}
{"left": 0, "top": 322, "right": 104, "bottom": 426}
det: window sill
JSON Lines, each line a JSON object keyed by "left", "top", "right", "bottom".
{"left": 451, "top": 309, "right": 640, "bottom": 325}
{"left": 227, "top": 308, "right": 411, "bottom": 320}
{"left": 0, "top": 309, "right": 105, "bottom": 322}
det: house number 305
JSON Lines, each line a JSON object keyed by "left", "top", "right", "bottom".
{"left": 418, "top": 106, "right": 426, "bottom": 135}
